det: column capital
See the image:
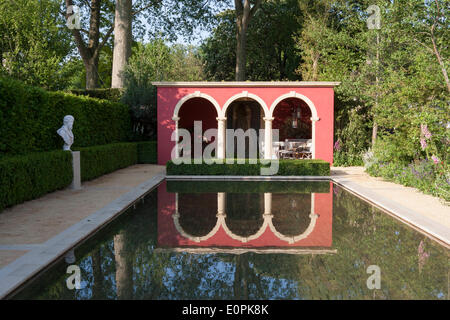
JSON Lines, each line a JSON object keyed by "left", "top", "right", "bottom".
{"left": 263, "top": 117, "right": 275, "bottom": 121}
{"left": 310, "top": 116, "right": 320, "bottom": 122}
{"left": 172, "top": 116, "right": 180, "bottom": 121}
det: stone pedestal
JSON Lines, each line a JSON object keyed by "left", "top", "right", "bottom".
{"left": 70, "top": 151, "right": 81, "bottom": 190}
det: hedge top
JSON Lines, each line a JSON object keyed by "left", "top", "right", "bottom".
{"left": 0, "top": 77, "right": 132, "bottom": 156}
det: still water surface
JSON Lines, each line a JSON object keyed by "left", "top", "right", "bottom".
{"left": 12, "top": 181, "right": 449, "bottom": 299}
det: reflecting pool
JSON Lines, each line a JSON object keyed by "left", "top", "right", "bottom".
{"left": 11, "top": 181, "right": 450, "bottom": 299}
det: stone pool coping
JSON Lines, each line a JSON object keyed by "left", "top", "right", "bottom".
{"left": 1, "top": 166, "right": 449, "bottom": 299}
{"left": 166, "top": 175, "right": 332, "bottom": 180}
{"left": 0, "top": 173, "right": 165, "bottom": 299}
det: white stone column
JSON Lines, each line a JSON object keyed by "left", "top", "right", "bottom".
{"left": 263, "top": 117, "right": 274, "bottom": 160}
{"left": 172, "top": 116, "right": 180, "bottom": 159}
{"left": 310, "top": 116, "right": 320, "bottom": 159}
{"left": 70, "top": 151, "right": 81, "bottom": 190}
{"left": 216, "top": 117, "right": 227, "bottom": 159}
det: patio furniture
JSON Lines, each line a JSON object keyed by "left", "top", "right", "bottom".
{"left": 282, "top": 139, "right": 312, "bottom": 159}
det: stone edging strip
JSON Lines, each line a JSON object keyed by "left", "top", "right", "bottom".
{"left": 165, "top": 175, "right": 332, "bottom": 181}
{"left": 0, "top": 173, "right": 165, "bottom": 299}
{"left": 332, "top": 176, "right": 450, "bottom": 248}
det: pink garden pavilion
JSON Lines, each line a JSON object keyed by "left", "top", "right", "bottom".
{"left": 153, "top": 82, "right": 340, "bottom": 165}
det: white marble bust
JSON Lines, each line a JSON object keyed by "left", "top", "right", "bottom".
{"left": 57, "top": 115, "right": 74, "bottom": 151}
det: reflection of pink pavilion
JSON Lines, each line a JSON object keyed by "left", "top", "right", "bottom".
{"left": 157, "top": 181, "right": 334, "bottom": 253}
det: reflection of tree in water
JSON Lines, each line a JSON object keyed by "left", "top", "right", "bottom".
{"left": 14, "top": 188, "right": 450, "bottom": 300}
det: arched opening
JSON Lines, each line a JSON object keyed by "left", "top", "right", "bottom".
{"left": 225, "top": 98, "right": 265, "bottom": 158}
{"left": 273, "top": 98, "right": 312, "bottom": 141}
{"left": 177, "top": 193, "right": 218, "bottom": 239}
{"left": 178, "top": 97, "right": 218, "bottom": 159}
{"left": 272, "top": 97, "right": 313, "bottom": 159}
{"left": 271, "top": 194, "right": 312, "bottom": 237}
{"left": 225, "top": 193, "right": 264, "bottom": 239}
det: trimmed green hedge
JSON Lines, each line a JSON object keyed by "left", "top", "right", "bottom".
{"left": 0, "top": 151, "right": 73, "bottom": 211}
{"left": 167, "top": 180, "right": 331, "bottom": 194}
{"left": 75, "top": 143, "right": 138, "bottom": 181}
{"left": 69, "top": 88, "right": 123, "bottom": 103}
{"left": 0, "top": 141, "right": 158, "bottom": 212}
{"left": 0, "top": 77, "right": 132, "bottom": 156}
{"left": 166, "top": 159, "right": 330, "bottom": 176}
{"left": 137, "top": 141, "right": 157, "bottom": 164}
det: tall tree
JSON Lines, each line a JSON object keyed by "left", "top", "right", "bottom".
{"left": 111, "top": 0, "right": 132, "bottom": 88}
{"left": 201, "top": 0, "right": 302, "bottom": 81}
{"left": 234, "top": 0, "right": 263, "bottom": 80}
{"left": 64, "top": 0, "right": 115, "bottom": 89}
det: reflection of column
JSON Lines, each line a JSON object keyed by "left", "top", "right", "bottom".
{"left": 263, "top": 117, "right": 274, "bottom": 159}
{"left": 172, "top": 116, "right": 180, "bottom": 158}
{"left": 217, "top": 117, "right": 226, "bottom": 159}
{"left": 264, "top": 193, "right": 272, "bottom": 214}
{"left": 217, "top": 192, "right": 225, "bottom": 215}
{"left": 310, "top": 116, "right": 319, "bottom": 159}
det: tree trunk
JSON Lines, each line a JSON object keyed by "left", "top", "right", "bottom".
{"left": 372, "top": 32, "right": 380, "bottom": 147}
{"left": 112, "top": 0, "right": 133, "bottom": 88}
{"left": 430, "top": 27, "right": 450, "bottom": 92}
{"left": 85, "top": 57, "right": 99, "bottom": 90}
{"left": 234, "top": 0, "right": 262, "bottom": 81}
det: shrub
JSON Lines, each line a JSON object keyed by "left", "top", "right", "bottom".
{"left": 75, "top": 143, "right": 138, "bottom": 181}
{"left": 167, "top": 180, "right": 331, "bottom": 193}
{"left": 0, "top": 77, "right": 132, "bottom": 156}
{"left": 69, "top": 88, "right": 123, "bottom": 102}
{"left": 366, "top": 159, "right": 450, "bottom": 202}
{"left": 166, "top": 159, "right": 330, "bottom": 176}
{"left": 0, "top": 151, "right": 73, "bottom": 211}
{"left": 137, "top": 141, "right": 157, "bottom": 164}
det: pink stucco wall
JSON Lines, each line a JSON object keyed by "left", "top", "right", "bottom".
{"left": 156, "top": 86, "right": 335, "bottom": 165}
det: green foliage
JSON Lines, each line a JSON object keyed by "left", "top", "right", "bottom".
{"left": 0, "top": 77, "right": 132, "bottom": 156}
{"left": 122, "top": 39, "right": 205, "bottom": 140}
{"left": 70, "top": 88, "right": 123, "bottom": 102}
{"left": 137, "top": 141, "right": 157, "bottom": 164}
{"left": 201, "top": 0, "right": 302, "bottom": 81}
{"left": 75, "top": 143, "right": 138, "bottom": 181}
{"left": 0, "top": 0, "right": 74, "bottom": 90}
{"left": 0, "top": 151, "right": 73, "bottom": 211}
{"left": 166, "top": 159, "right": 330, "bottom": 176}
{"left": 366, "top": 158, "right": 450, "bottom": 202}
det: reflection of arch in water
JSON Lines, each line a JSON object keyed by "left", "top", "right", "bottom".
{"left": 172, "top": 193, "right": 219, "bottom": 242}
{"left": 172, "top": 192, "right": 318, "bottom": 244}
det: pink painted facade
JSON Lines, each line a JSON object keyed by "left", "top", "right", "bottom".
{"left": 153, "top": 82, "right": 339, "bottom": 165}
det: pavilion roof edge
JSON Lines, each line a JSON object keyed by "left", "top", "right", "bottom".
{"left": 151, "top": 81, "right": 341, "bottom": 88}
